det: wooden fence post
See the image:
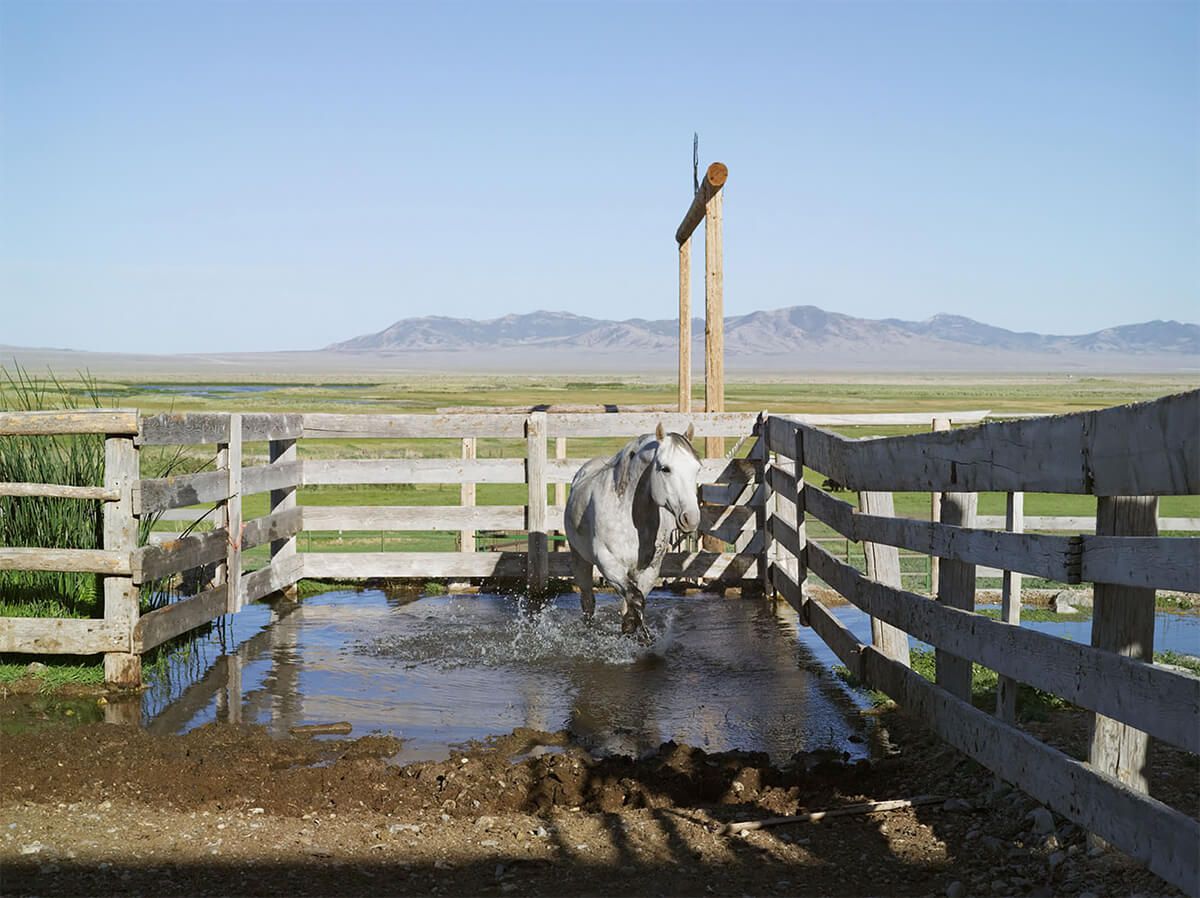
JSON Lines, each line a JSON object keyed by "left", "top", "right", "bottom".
{"left": 1088, "top": 496, "right": 1158, "bottom": 811}
{"left": 792, "top": 428, "right": 809, "bottom": 623}
{"left": 554, "top": 436, "right": 567, "bottom": 550}
{"left": 755, "top": 414, "right": 772, "bottom": 595}
{"left": 269, "top": 437, "right": 298, "bottom": 599}
{"left": 221, "top": 414, "right": 243, "bottom": 613}
{"left": 678, "top": 238, "right": 691, "bottom": 413}
{"left": 103, "top": 431, "right": 140, "bottom": 688}
{"left": 526, "top": 413, "right": 548, "bottom": 596}
{"left": 936, "top": 490, "right": 978, "bottom": 701}
{"left": 996, "top": 491, "right": 1025, "bottom": 723}
{"left": 859, "top": 490, "right": 911, "bottom": 666}
{"left": 929, "top": 416, "right": 950, "bottom": 594}
{"left": 458, "top": 437, "right": 476, "bottom": 553}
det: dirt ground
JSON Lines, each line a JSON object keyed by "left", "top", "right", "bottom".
{"left": 1, "top": 690, "right": 1195, "bottom": 898}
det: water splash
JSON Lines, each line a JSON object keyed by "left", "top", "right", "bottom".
{"left": 357, "top": 595, "right": 680, "bottom": 670}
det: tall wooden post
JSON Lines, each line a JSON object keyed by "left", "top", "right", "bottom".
{"left": 936, "top": 490, "right": 978, "bottom": 701}
{"left": 1088, "top": 496, "right": 1158, "bottom": 814}
{"left": 269, "top": 437, "right": 298, "bottom": 599}
{"left": 703, "top": 175, "right": 724, "bottom": 461}
{"left": 103, "top": 432, "right": 140, "bottom": 688}
{"left": 675, "top": 161, "right": 727, "bottom": 445}
{"left": 678, "top": 239, "right": 691, "bottom": 413}
{"left": 525, "top": 413, "right": 548, "bottom": 596}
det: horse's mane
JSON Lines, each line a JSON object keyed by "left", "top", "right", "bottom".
{"left": 610, "top": 431, "right": 698, "bottom": 497}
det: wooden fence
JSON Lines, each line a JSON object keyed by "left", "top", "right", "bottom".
{"left": 2, "top": 396, "right": 1198, "bottom": 891}
{"left": 762, "top": 390, "right": 1199, "bottom": 894}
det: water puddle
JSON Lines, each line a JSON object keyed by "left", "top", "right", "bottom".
{"left": 141, "top": 590, "right": 876, "bottom": 764}
{"left": 128, "top": 590, "right": 1197, "bottom": 765}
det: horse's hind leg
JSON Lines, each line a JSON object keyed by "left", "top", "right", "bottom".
{"left": 619, "top": 584, "right": 648, "bottom": 642}
{"left": 569, "top": 549, "right": 595, "bottom": 618}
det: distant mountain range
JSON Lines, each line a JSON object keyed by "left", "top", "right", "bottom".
{"left": 326, "top": 306, "right": 1200, "bottom": 361}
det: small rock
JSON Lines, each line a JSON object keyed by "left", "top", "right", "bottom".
{"left": 1087, "top": 845, "right": 1105, "bottom": 859}
{"left": 943, "top": 798, "right": 972, "bottom": 812}
{"left": 25, "top": 662, "right": 47, "bottom": 674}
{"left": 1048, "top": 850, "right": 1066, "bottom": 869}
{"left": 473, "top": 815, "right": 497, "bottom": 831}
{"left": 1052, "top": 593, "right": 1077, "bottom": 614}
{"left": 946, "top": 881, "right": 965, "bottom": 898}
{"left": 20, "top": 842, "right": 50, "bottom": 855}
{"left": 1026, "top": 807, "right": 1056, "bottom": 835}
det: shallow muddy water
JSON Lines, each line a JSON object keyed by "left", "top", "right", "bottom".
{"left": 141, "top": 590, "right": 877, "bottom": 764}
{"left": 134, "top": 589, "right": 1197, "bottom": 764}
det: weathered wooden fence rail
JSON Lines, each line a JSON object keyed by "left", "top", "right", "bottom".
{"left": 763, "top": 390, "right": 1200, "bottom": 894}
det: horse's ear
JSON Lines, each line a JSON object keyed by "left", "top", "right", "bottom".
{"left": 655, "top": 421, "right": 665, "bottom": 441}
{"left": 685, "top": 423, "right": 695, "bottom": 443}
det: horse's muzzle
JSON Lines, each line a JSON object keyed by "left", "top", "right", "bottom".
{"left": 676, "top": 509, "right": 700, "bottom": 533}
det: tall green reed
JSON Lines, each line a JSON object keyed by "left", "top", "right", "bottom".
{"left": 0, "top": 364, "right": 107, "bottom": 615}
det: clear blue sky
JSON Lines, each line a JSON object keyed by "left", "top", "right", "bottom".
{"left": 2, "top": 1, "right": 1196, "bottom": 353}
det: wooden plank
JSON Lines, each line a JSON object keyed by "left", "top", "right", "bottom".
{"left": 526, "top": 412, "right": 548, "bottom": 596}
{"left": 132, "top": 529, "right": 227, "bottom": 584}
{"left": 240, "top": 507, "right": 303, "bottom": 553}
{"left": 700, "top": 503, "right": 756, "bottom": 544}
{"left": 678, "top": 237, "right": 691, "bottom": 413}
{"left": 1080, "top": 535, "right": 1198, "bottom": 592}
{"left": 804, "top": 481, "right": 1080, "bottom": 583}
{"left": 302, "top": 551, "right": 527, "bottom": 579}
{"left": 554, "top": 437, "right": 567, "bottom": 508}
{"left": 0, "top": 547, "right": 131, "bottom": 575}
{"left": 808, "top": 597, "right": 864, "bottom": 681}
{"left": 301, "top": 412, "right": 527, "bottom": 439}
{"left": 134, "top": 585, "right": 228, "bottom": 653}
{"left": 137, "top": 412, "right": 230, "bottom": 446}
{"left": 241, "top": 413, "right": 303, "bottom": 442}
{"left": 997, "top": 491, "right": 1024, "bottom": 725}
{"left": 103, "top": 433, "right": 140, "bottom": 687}
{"left": 0, "top": 409, "right": 138, "bottom": 436}
{"left": 241, "top": 555, "right": 303, "bottom": 606}
{"left": 135, "top": 469, "right": 229, "bottom": 515}
{"left": 0, "top": 616, "right": 129, "bottom": 654}
{"left": 930, "top": 417, "right": 950, "bottom": 595}
{"left": 700, "top": 481, "right": 763, "bottom": 507}
{"left": 859, "top": 491, "right": 910, "bottom": 666}
{"left": 676, "top": 161, "right": 727, "bottom": 244}
{"left": 1089, "top": 497, "right": 1158, "bottom": 802}
{"left": 768, "top": 513, "right": 802, "bottom": 563}
{"left": 0, "top": 482, "right": 120, "bottom": 501}
{"left": 662, "top": 536, "right": 763, "bottom": 581}
{"left": 766, "top": 412, "right": 993, "bottom": 455}
{"left": 544, "top": 411, "right": 757, "bottom": 439}
{"left": 303, "top": 504, "right": 526, "bottom": 532}
{"left": 857, "top": 642, "right": 1199, "bottom": 896}
{"left": 807, "top": 542, "right": 1200, "bottom": 753}
{"left": 242, "top": 459, "right": 303, "bottom": 496}
{"left": 302, "top": 457, "right": 526, "bottom": 485}
{"left": 794, "top": 391, "right": 1199, "bottom": 495}
{"left": 976, "top": 515, "right": 1200, "bottom": 531}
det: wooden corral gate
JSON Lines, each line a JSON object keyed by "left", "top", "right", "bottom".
{"left": 1, "top": 394, "right": 1198, "bottom": 892}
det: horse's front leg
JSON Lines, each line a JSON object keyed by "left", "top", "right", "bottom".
{"left": 619, "top": 583, "right": 650, "bottom": 644}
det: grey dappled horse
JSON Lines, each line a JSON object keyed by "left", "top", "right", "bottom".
{"left": 564, "top": 423, "right": 702, "bottom": 641}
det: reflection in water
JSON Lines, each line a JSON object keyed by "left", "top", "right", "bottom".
{"left": 141, "top": 590, "right": 1199, "bottom": 764}
{"left": 142, "top": 590, "right": 876, "bottom": 764}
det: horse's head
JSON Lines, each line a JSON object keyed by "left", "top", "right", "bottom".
{"left": 650, "top": 422, "right": 701, "bottom": 534}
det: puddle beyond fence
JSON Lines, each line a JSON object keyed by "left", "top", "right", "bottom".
{"left": 141, "top": 590, "right": 878, "bottom": 764}
{"left": 137, "top": 590, "right": 1199, "bottom": 764}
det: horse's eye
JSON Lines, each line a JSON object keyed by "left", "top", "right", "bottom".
{"left": 661, "top": 465, "right": 671, "bottom": 474}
